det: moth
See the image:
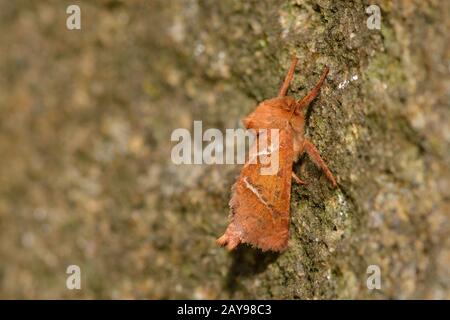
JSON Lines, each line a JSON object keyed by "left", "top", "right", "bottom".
{"left": 217, "top": 56, "right": 337, "bottom": 252}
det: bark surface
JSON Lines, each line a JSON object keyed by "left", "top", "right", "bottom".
{"left": 0, "top": 0, "right": 449, "bottom": 299}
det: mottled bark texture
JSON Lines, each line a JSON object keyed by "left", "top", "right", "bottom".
{"left": 0, "top": 0, "right": 449, "bottom": 299}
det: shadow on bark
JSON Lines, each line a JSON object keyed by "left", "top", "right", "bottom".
{"left": 224, "top": 245, "right": 280, "bottom": 295}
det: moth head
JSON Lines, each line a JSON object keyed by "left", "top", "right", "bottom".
{"left": 267, "top": 96, "right": 296, "bottom": 111}
{"left": 243, "top": 96, "right": 296, "bottom": 130}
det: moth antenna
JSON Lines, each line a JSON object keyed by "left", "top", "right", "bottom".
{"left": 291, "top": 66, "right": 329, "bottom": 116}
{"left": 278, "top": 55, "right": 299, "bottom": 97}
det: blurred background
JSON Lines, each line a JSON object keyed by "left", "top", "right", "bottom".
{"left": 0, "top": 0, "right": 449, "bottom": 299}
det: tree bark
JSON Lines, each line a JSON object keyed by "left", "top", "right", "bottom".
{"left": 0, "top": 0, "right": 448, "bottom": 299}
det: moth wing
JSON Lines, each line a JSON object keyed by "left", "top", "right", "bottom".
{"left": 217, "top": 128, "right": 294, "bottom": 252}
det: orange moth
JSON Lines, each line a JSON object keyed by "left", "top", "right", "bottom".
{"left": 217, "top": 56, "right": 337, "bottom": 252}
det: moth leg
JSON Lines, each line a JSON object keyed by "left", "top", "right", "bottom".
{"left": 292, "top": 172, "right": 306, "bottom": 185}
{"left": 303, "top": 139, "right": 337, "bottom": 187}
{"left": 278, "top": 55, "right": 299, "bottom": 97}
